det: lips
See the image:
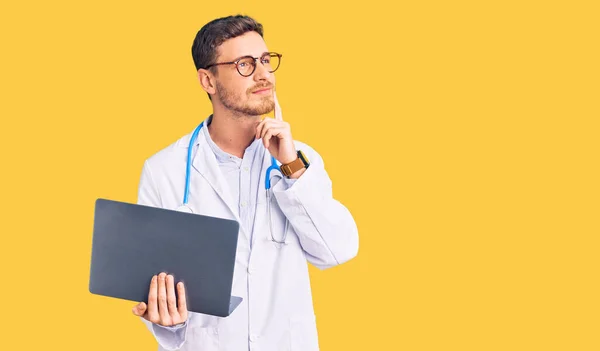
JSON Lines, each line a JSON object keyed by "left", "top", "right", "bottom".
{"left": 251, "top": 87, "right": 272, "bottom": 94}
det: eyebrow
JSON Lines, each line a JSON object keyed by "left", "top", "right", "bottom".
{"left": 230, "top": 52, "right": 270, "bottom": 62}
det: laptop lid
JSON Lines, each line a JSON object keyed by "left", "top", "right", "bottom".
{"left": 89, "top": 198, "right": 242, "bottom": 317}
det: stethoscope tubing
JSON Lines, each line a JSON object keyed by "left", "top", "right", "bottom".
{"left": 181, "top": 120, "right": 289, "bottom": 244}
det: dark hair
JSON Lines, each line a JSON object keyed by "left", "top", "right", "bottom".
{"left": 191, "top": 15, "right": 264, "bottom": 72}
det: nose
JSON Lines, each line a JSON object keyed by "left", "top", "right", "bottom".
{"left": 252, "top": 59, "right": 271, "bottom": 81}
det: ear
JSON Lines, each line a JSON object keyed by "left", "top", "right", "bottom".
{"left": 197, "top": 69, "right": 217, "bottom": 96}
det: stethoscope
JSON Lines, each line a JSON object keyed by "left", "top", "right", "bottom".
{"left": 176, "top": 121, "right": 289, "bottom": 245}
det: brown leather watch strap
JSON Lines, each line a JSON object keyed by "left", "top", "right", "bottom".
{"left": 280, "top": 157, "right": 305, "bottom": 177}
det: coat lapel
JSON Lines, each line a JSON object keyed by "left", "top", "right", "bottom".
{"left": 191, "top": 133, "right": 244, "bottom": 230}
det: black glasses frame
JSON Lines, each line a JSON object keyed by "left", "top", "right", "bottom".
{"left": 204, "top": 52, "right": 282, "bottom": 77}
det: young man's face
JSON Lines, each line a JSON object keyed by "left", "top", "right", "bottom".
{"left": 212, "top": 31, "right": 276, "bottom": 116}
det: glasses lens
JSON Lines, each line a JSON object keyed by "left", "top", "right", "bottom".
{"left": 237, "top": 57, "right": 256, "bottom": 76}
{"left": 262, "top": 53, "right": 280, "bottom": 73}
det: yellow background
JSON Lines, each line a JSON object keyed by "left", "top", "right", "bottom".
{"left": 1, "top": 0, "right": 598, "bottom": 350}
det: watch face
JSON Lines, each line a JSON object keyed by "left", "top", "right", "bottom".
{"left": 298, "top": 150, "right": 310, "bottom": 166}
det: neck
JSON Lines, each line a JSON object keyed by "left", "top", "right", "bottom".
{"left": 207, "top": 108, "right": 261, "bottom": 159}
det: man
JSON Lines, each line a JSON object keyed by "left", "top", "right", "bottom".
{"left": 131, "top": 15, "right": 359, "bottom": 351}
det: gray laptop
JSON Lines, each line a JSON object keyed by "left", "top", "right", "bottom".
{"left": 89, "top": 198, "right": 242, "bottom": 317}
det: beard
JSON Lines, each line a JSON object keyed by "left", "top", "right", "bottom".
{"left": 216, "top": 80, "right": 275, "bottom": 117}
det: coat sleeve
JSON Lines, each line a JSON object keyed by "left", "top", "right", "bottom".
{"left": 272, "top": 145, "right": 359, "bottom": 269}
{"left": 136, "top": 160, "right": 189, "bottom": 350}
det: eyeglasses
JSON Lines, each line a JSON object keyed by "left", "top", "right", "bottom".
{"left": 204, "top": 52, "right": 282, "bottom": 77}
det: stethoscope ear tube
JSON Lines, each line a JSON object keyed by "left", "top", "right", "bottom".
{"left": 183, "top": 121, "right": 204, "bottom": 205}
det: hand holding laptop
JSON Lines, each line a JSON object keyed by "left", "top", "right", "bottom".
{"left": 132, "top": 272, "right": 188, "bottom": 327}
{"left": 90, "top": 199, "right": 242, "bottom": 318}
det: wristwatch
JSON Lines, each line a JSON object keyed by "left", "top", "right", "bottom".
{"left": 280, "top": 150, "right": 310, "bottom": 177}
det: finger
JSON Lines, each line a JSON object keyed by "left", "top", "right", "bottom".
{"left": 256, "top": 118, "right": 275, "bottom": 139}
{"left": 260, "top": 120, "right": 281, "bottom": 140}
{"left": 256, "top": 118, "right": 267, "bottom": 139}
{"left": 274, "top": 92, "right": 283, "bottom": 121}
{"left": 147, "top": 275, "right": 159, "bottom": 321}
{"left": 261, "top": 124, "right": 274, "bottom": 148}
{"left": 263, "top": 127, "right": 284, "bottom": 142}
{"left": 157, "top": 273, "right": 170, "bottom": 323}
{"left": 176, "top": 282, "right": 188, "bottom": 318}
{"left": 132, "top": 302, "right": 147, "bottom": 316}
{"left": 263, "top": 127, "right": 285, "bottom": 149}
{"left": 166, "top": 275, "right": 178, "bottom": 318}
{"left": 262, "top": 124, "right": 286, "bottom": 142}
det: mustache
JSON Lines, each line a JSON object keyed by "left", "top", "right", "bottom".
{"left": 249, "top": 83, "right": 274, "bottom": 93}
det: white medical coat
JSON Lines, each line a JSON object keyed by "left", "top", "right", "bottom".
{"left": 136, "top": 123, "right": 359, "bottom": 351}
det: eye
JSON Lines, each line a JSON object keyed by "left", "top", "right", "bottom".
{"left": 261, "top": 56, "right": 271, "bottom": 64}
